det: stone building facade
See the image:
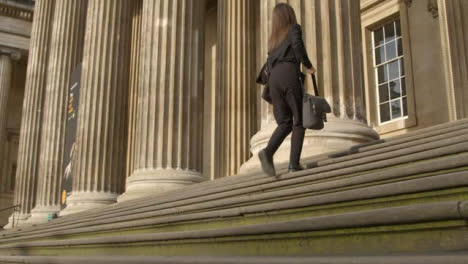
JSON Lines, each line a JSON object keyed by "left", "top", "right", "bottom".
{"left": 361, "top": 0, "right": 468, "bottom": 138}
{"left": 0, "top": 0, "right": 32, "bottom": 228}
{"left": 0, "top": 0, "right": 466, "bottom": 228}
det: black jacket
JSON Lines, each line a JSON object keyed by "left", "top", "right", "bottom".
{"left": 267, "top": 24, "right": 312, "bottom": 70}
{"left": 257, "top": 24, "right": 312, "bottom": 104}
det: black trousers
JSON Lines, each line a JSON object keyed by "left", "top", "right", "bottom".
{"left": 264, "top": 62, "right": 305, "bottom": 166}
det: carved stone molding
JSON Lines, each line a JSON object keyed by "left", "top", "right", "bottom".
{"left": 0, "top": 49, "right": 21, "bottom": 61}
{"left": 0, "top": 3, "right": 33, "bottom": 21}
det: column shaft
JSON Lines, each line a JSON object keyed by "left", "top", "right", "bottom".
{"left": 120, "top": 0, "right": 204, "bottom": 201}
{"left": 126, "top": 0, "right": 142, "bottom": 178}
{"left": 438, "top": 0, "right": 468, "bottom": 120}
{"left": 216, "top": 0, "right": 257, "bottom": 177}
{"left": 0, "top": 55, "right": 12, "bottom": 194}
{"left": 5, "top": 0, "right": 55, "bottom": 229}
{"left": 60, "top": 0, "right": 133, "bottom": 215}
{"left": 317, "top": 0, "right": 364, "bottom": 119}
{"left": 28, "top": 0, "right": 88, "bottom": 224}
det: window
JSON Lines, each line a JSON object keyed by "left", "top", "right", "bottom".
{"left": 372, "top": 19, "right": 408, "bottom": 124}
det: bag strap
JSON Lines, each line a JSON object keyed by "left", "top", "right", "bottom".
{"left": 311, "top": 73, "right": 319, "bottom": 97}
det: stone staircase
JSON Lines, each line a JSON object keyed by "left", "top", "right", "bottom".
{"left": 0, "top": 119, "right": 468, "bottom": 263}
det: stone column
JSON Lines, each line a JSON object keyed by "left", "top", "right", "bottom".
{"left": 119, "top": 0, "right": 205, "bottom": 201}
{"left": 216, "top": 0, "right": 258, "bottom": 178}
{"left": 240, "top": 0, "right": 379, "bottom": 173}
{"left": 27, "top": 0, "right": 88, "bottom": 224}
{"left": 125, "top": 0, "right": 142, "bottom": 179}
{"left": 5, "top": 0, "right": 55, "bottom": 229}
{"left": 438, "top": 0, "right": 468, "bottom": 120}
{"left": 60, "top": 0, "right": 133, "bottom": 215}
{"left": 0, "top": 54, "right": 12, "bottom": 194}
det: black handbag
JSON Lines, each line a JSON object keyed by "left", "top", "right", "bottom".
{"left": 302, "top": 74, "right": 331, "bottom": 130}
{"left": 256, "top": 62, "right": 272, "bottom": 104}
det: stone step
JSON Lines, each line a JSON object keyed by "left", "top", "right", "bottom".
{"left": 22, "top": 118, "right": 468, "bottom": 228}
{"left": 305, "top": 119, "right": 468, "bottom": 168}
{"left": 0, "top": 201, "right": 467, "bottom": 256}
{"left": 0, "top": 119, "right": 467, "bottom": 257}
{"left": 0, "top": 254, "right": 467, "bottom": 264}
{"left": 385, "top": 117, "right": 468, "bottom": 141}
{"left": 2, "top": 130, "right": 468, "bottom": 240}
{"left": 2, "top": 150, "right": 467, "bottom": 244}
{"left": 40, "top": 119, "right": 468, "bottom": 223}
{"left": 49, "top": 128, "right": 468, "bottom": 227}
{"left": 48, "top": 135, "right": 468, "bottom": 222}
{"left": 316, "top": 125, "right": 468, "bottom": 167}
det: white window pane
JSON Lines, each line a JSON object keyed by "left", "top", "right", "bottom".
{"left": 377, "top": 64, "right": 388, "bottom": 84}
{"left": 379, "top": 83, "right": 389, "bottom": 103}
{"left": 397, "top": 38, "right": 403, "bottom": 56}
{"left": 375, "top": 46, "right": 385, "bottom": 65}
{"left": 385, "top": 41, "right": 397, "bottom": 61}
{"left": 384, "top": 23, "right": 395, "bottom": 42}
{"left": 388, "top": 60, "right": 399, "bottom": 80}
{"left": 380, "top": 103, "right": 391, "bottom": 123}
{"left": 389, "top": 80, "right": 401, "bottom": 99}
{"left": 374, "top": 28, "right": 384, "bottom": 47}
{"left": 391, "top": 100, "right": 402, "bottom": 119}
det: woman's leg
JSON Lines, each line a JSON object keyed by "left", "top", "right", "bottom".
{"left": 264, "top": 120, "right": 293, "bottom": 157}
{"left": 290, "top": 124, "right": 305, "bottom": 166}
{"left": 285, "top": 82, "right": 305, "bottom": 167}
{"left": 264, "top": 90, "right": 293, "bottom": 157}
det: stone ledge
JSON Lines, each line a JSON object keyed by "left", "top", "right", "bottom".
{"left": 0, "top": 31, "right": 29, "bottom": 50}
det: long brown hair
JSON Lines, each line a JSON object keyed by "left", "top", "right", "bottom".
{"left": 268, "top": 3, "right": 298, "bottom": 53}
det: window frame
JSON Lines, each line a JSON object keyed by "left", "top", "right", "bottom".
{"left": 361, "top": 0, "right": 417, "bottom": 135}
{"left": 372, "top": 19, "right": 408, "bottom": 125}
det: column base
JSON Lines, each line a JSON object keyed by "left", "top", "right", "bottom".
{"left": 25, "top": 205, "right": 61, "bottom": 225}
{"left": 118, "top": 168, "right": 205, "bottom": 202}
{"left": 3, "top": 213, "right": 31, "bottom": 229}
{"left": 59, "top": 191, "right": 118, "bottom": 217}
{"left": 240, "top": 116, "right": 379, "bottom": 174}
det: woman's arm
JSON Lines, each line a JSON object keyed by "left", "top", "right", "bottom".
{"left": 290, "top": 24, "right": 313, "bottom": 70}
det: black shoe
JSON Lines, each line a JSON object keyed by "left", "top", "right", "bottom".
{"left": 258, "top": 149, "right": 276, "bottom": 176}
{"left": 288, "top": 164, "right": 305, "bottom": 173}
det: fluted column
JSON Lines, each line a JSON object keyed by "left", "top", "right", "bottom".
{"left": 27, "top": 0, "right": 88, "bottom": 224}
{"left": 126, "top": 0, "right": 142, "bottom": 179}
{"left": 5, "top": 0, "right": 55, "bottom": 229}
{"left": 241, "top": 0, "right": 378, "bottom": 173}
{"left": 438, "top": 0, "right": 468, "bottom": 120}
{"left": 119, "top": 0, "right": 204, "bottom": 201}
{"left": 60, "top": 0, "right": 133, "bottom": 215}
{"left": 216, "top": 0, "right": 258, "bottom": 178}
{"left": 0, "top": 54, "right": 12, "bottom": 194}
